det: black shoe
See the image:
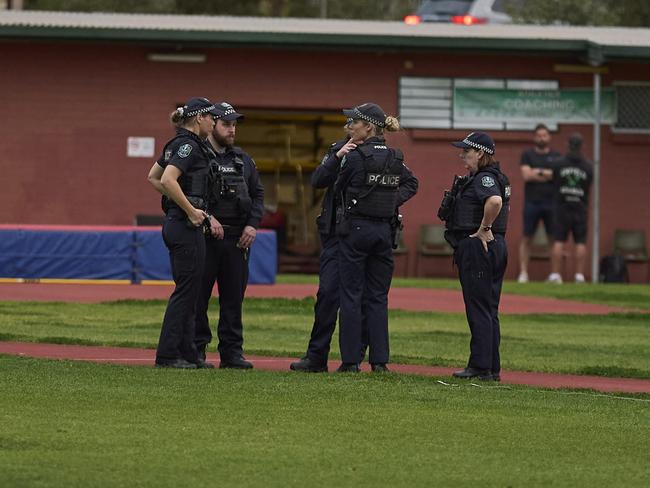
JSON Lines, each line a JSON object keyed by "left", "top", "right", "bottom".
{"left": 336, "top": 363, "right": 360, "bottom": 373}
{"left": 220, "top": 355, "right": 254, "bottom": 369}
{"left": 155, "top": 359, "right": 198, "bottom": 369}
{"left": 371, "top": 363, "right": 390, "bottom": 373}
{"left": 452, "top": 367, "right": 493, "bottom": 380}
{"left": 492, "top": 372, "right": 501, "bottom": 382}
{"left": 197, "top": 345, "right": 207, "bottom": 362}
{"left": 290, "top": 357, "right": 328, "bottom": 373}
{"left": 195, "top": 359, "right": 215, "bottom": 369}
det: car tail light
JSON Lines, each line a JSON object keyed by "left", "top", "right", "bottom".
{"left": 451, "top": 15, "right": 487, "bottom": 25}
{"left": 404, "top": 15, "right": 422, "bottom": 25}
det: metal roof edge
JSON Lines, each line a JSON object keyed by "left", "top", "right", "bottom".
{"left": 0, "top": 24, "right": 590, "bottom": 54}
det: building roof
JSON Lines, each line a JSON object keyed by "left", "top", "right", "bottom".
{"left": 2, "top": 10, "right": 650, "bottom": 63}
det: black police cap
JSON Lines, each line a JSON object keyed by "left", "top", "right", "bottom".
{"left": 342, "top": 102, "right": 386, "bottom": 128}
{"left": 451, "top": 131, "right": 495, "bottom": 155}
{"left": 177, "top": 97, "right": 220, "bottom": 118}
{"left": 215, "top": 102, "right": 244, "bottom": 122}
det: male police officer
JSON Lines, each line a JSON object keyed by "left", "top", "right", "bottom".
{"left": 195, "top": 102, "right": 264, "bottom": 369}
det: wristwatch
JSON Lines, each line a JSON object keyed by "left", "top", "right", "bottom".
{"left": 482, "top": 225, "right": 492, "bottom": 231}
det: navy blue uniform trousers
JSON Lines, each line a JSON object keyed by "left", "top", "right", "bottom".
{"left": 156, "top": 217, "right": 205, "bottom": 364}
{"left": 339, "top": 218, "right": 393, "bottom": 365}
{"left": 306, "top": 234, "right": 340, "bottom": 364}
{"left": 194, "top": 235, "right": 248, "bottom": 360}
{"left": 455, "top": 235, "right": 507, "bottom": 374}
{"left": 306, "top": 234, "right": 370, "bottom": 365}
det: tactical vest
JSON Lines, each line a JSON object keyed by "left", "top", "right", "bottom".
{"left": 208, "top": 150, "right": 251, "bottom": 224}
{"left": 345, "top": 144, "right": 403, "bottom": 219}
{"left": 161, "top": 133, "right": 211, "bottom": 213}
{"left": 451, "top": 165, "right": 510, "bottom": 233}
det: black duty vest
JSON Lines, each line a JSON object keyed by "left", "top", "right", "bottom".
{"left": 208, "top": 149, "right": 251, "bottom": 224}
{"left": 345, "top": 144, "right": 403, "bottom": 219}
{"left": 451, "top": 165, "right": 511, "bottom": 233}
{"left": 161, "top": 133, "right": 211, "bottom": 213}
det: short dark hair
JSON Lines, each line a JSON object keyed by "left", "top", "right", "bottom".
{"left": 534, "top": 123, "right": 550, "bottom": 133}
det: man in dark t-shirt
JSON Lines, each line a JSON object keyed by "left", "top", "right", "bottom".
{"left": 517, "top": 124, "right": 561, "bottom": 282}
{"left": 547, "top": 133, "right": 593, "bottom": 284}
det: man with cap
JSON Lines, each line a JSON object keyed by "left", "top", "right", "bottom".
{"left": 334, "top": 102, "right": 418, "bottom": 373}
{"left": 547, "top": 133, "right": 593, "bottom": 284}
{"left": 147, "top": 97, "right": 221, "bottom": 369}
{"left": 438, "top": 131, "right": 510, "bottom": 381}
{"left": 194, "top": 102, "right": 265, "bottom": 369}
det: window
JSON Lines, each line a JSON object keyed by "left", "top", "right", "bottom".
{"left": 614, "top": 83, "right": 650, "bottom": 133}
{"left": 398, "top": 76, "right": 558, "bottom": 130}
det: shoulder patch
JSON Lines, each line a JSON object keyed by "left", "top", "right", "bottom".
{"left": 177, "top": 144, "right": 193, "bottom": 158}
{"left": 164, "top": 149, "right": 172, "bottom": 161}
{"left": 481, "top": 176, "right": 495, "bottom": 188}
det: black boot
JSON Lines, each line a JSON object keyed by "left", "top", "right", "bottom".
{"left": 290, "top": 356, "right": 328, "bottom": 373}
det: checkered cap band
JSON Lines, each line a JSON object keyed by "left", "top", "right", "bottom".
{"left": 462, "top": 137, "right": 494, "bottom": 155}
{"left": 185, "top": 104, "right": 216, "bottom": 117}
{"left": 353, "top": 108, "right": 385, "bottom": 128}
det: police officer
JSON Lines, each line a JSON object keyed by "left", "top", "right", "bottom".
{"left": 548, "top": 133, "right": 593, "bottom": 284}
{"left": 147, "top": 97, "right": 221, "bottom": 369}
{"left": 439, "top": 131, "right": 509, "bottom": 381}
{"left": 290, "top": 121, "right": 357, "bottom": 373}
{"left": 335, "top": 103, "right": 418, "bottom": 373}
{"left": 194, "top": 102, "right": 264, "bottom": 369}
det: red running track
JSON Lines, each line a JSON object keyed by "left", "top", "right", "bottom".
{"left": 0, "top": 282, "right": 631, "bottom": 314}
{"left": 1, "top": 341, "right": 648, "bottom": 394}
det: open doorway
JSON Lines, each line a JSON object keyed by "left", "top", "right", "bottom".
{"left": 235, "top": 109, "right": 348, "bottom": 272}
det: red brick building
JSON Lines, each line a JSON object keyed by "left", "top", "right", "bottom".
{"left": 1, "top": 11, "right": 649, "bottom": 280}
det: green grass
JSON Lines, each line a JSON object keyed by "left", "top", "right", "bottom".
{"left": 277, "top": 274, "right": 650, "bottom": 310}
{"left": 1, "top": 299, "right": 649, "bottom": 378}
{"left": 0, "top": 356, "right": 648, "bottom": 487}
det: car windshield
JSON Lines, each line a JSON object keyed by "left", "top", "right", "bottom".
{"left": 416, "top": 0, "right": 473, "bottom": 16}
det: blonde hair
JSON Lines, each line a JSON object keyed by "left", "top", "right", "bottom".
{"left": 372, "top": 115, "right": 400, "bottom": 136}
{"left": 169, "top": 107, "right": 201, "bottom": 128}
{"left": 384, "top": 115, "right": 400, "bottom": 132}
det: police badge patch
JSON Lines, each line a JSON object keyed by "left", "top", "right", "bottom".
{"left": 481, "top": 176, "right": 495, "bottom": 187}
{"left": 177, "top": 144, "right": 193, "bottom": 158}
{"left": 164, "top": 149, "right": 172, "bottom": 161}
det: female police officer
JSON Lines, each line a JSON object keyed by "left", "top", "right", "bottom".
{"left": 334, "top": 103, "right": 418, "bottom": 372}
{"left": 441, "top": 132, "right": 509, "bottom": 381}
{"left": 147, "top": 97, "right": 220, "bottom": 369}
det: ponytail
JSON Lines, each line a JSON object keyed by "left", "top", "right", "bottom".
{"left": 384, "top": 115, "right": 400, "bottom": 132}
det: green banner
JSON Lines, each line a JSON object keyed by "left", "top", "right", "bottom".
{"left": 453, "top": 88, "right": 616, "bottom": 124}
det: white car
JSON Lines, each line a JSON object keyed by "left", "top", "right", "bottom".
{"left": 404, "top": 0, "right": 513, "bottom": 25}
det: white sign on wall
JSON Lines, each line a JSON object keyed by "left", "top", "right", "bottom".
{"left": 127, "top": 137, "right": 155, "bottom": 158}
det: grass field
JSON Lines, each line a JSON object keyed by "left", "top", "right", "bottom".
{"left": 1, "top": 356, "right": 649, "bottom": 487}
{"left": 278, "top": 275, "right": 650, "bottom": 310}
{"left": 1, "top": 297, "right": 649, "bottom": 378}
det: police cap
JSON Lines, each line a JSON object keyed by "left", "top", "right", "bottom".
{"left": 178, "top": 97, "right": 220, "bottom": 118}
{"left": 342, "top": 102, "right": 386, "bottom": 128}
{"left": 215, "top": 102, "right": 245, "bottom": 122}
{"left": 451, "top": 131, "right": 495, "bottom": 155}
